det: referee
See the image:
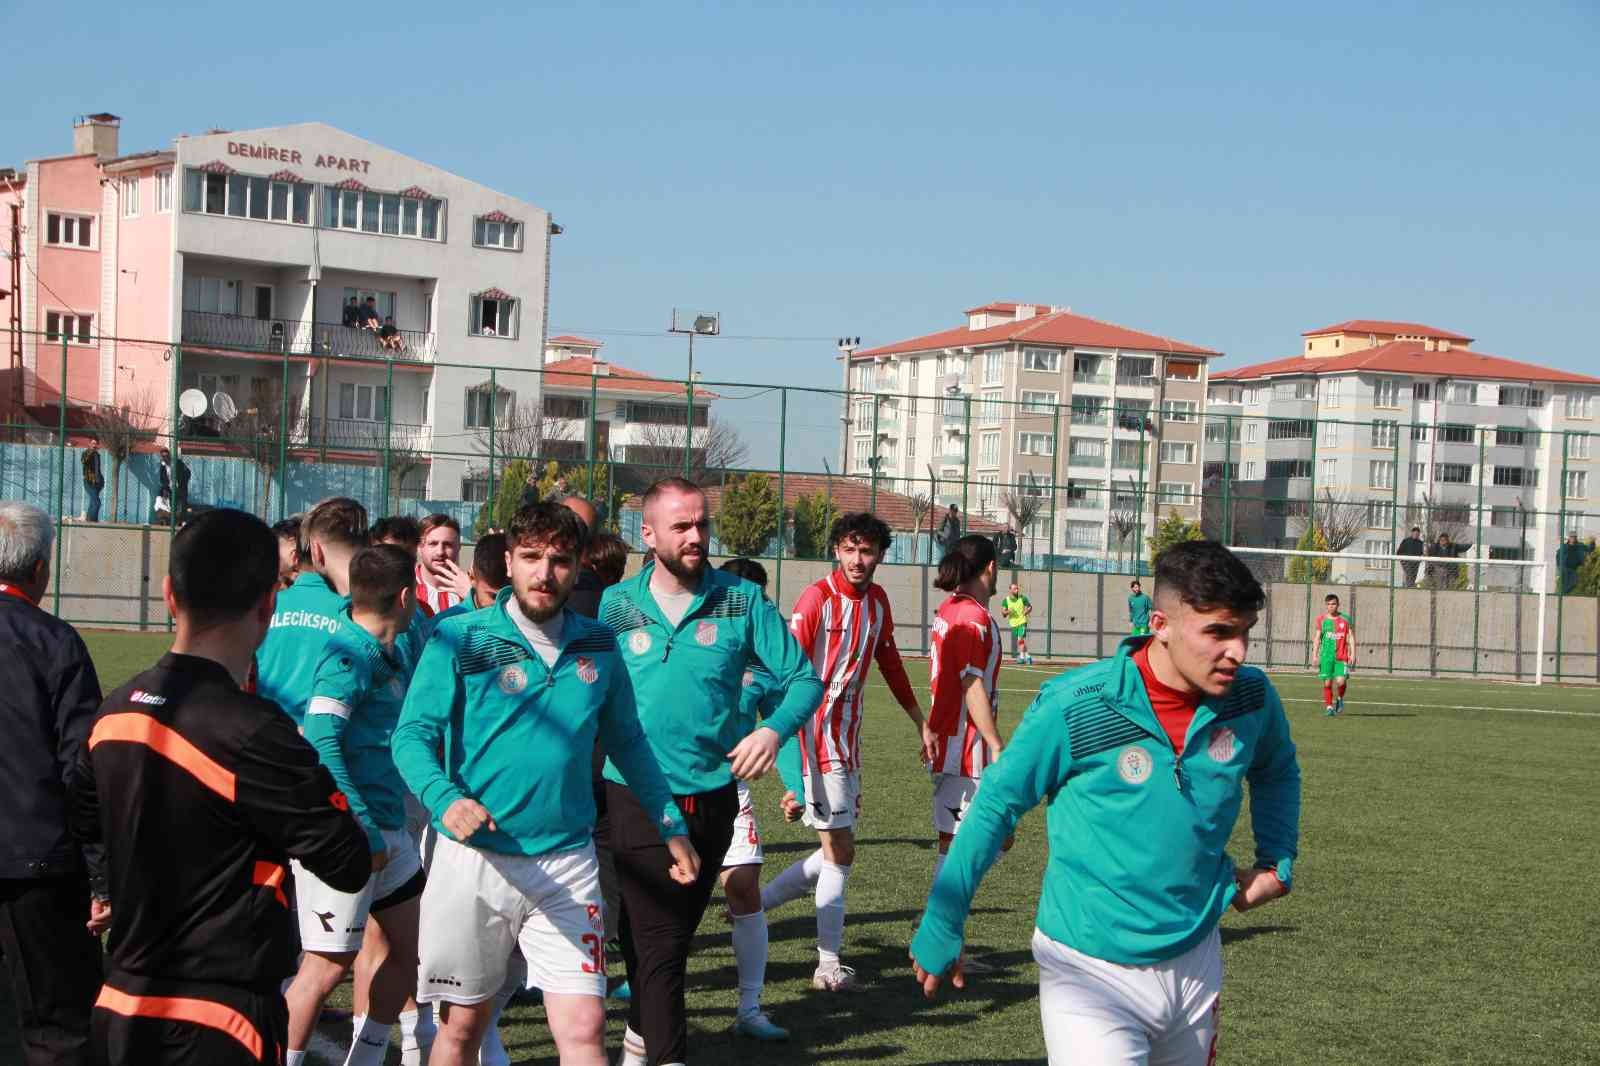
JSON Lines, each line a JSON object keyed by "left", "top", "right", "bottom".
{"left": 69, "top": 509, "right": 371, "bottom": 1065}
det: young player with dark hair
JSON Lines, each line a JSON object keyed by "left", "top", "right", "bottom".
{"left": 272, "top": 516, "right": 303, "bottom": 589}
{"left": 70, "top": 509, "right": 370, "bottom": 1065}
{"left": 394, "top": 502, "right": 698, "bottom": 1066}
{"left": 1313, "top": 594, "right": 1356, "bottom": 716}
{"left": 284, "top": 544, "right": 427, "bottom": 1066}
{"left": 911, "top": 540, "right": 1301, "bottom": 1066}
{"left": 761, "top": 511, "right": 931, "bottom": 993}
{"left": 371, "top": 515, "right": 423, "bottom": 556}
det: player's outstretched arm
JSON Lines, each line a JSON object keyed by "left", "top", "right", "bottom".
{"left": 754, "top": 591, "right": 824, "bottom": 743}
{"left": 1241, "top": 681, "right": 1301, "bottom": 906}
{"left": 391, "top": 630, "right": 471, "bottom": 825}
{"left": 909, "top": 695, "right": 1071, "bottom": 991}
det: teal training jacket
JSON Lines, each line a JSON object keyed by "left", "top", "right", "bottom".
{"left": 256, "top": 572, "right": 347, "bottom": 726}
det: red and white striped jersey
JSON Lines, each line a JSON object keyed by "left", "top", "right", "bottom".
{"left": 789, "top": 570, "right": 919, "bottom": 774}
{"left": 414, "top": 564, "right": 462, "bottom": 618}
{"left": 928, "top": 593, "right": 1002, "bottom": 777}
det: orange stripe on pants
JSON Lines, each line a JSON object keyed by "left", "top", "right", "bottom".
{"left": 95, "top": 985, "right": 264, "bottom": 1061}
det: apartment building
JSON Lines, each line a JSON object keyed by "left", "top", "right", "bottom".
{"left": 1207, "top": 319, "right": 1600, "bottom": 582}
{"left": 844, "top": 301, "right": 1218, "bottom": 566}
{"left": 3, "top": 114, "right": 552, "bottom": 501}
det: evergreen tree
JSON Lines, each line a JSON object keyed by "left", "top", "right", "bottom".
{"left": 716, "top": 473, "right": 780, "bottom": 556}
{"left": 1285, "top": 523, "right": 1332, "bottom": 583}
{"left": 1148, "top": 510, "right": 1204, "bottom": 569}
{"left": 792, "top": 490, "right": 838, "bottom": 560}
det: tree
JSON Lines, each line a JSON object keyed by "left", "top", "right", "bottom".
{"left": 792, "top": 490, "right": 837, "bottom": 561}
{"left": 1149, "top": 509, "right": 1203, "bottom": 569}
{"left": 1406, "top": 492, "right": 1469, "bottom": 544}
{"left": 1108, "top": 509, "right": 1140, "bottom": 570}
{"left": 1285, "top": 523, "right": 1332, "bottom": 583}
{"left": 1002, "top": 489, "right": 1046, "bottom": 565}
{"left": 1310, "top": 488, "right": 1368, "bottom": 554}
{"left": 222, "top": 389, "right": 304, "bottom": 517}
{"left": 1573, "top": 540, "right": 1600, "bottom": 597}
{"left": 906, "top": 490, "right": 934, "bottom": 565}
{"left": 564, "top": 463, "right": 628, "bottom": 533}
{"left": 474, "top": 458, "right": 536, "bottom": 536}
{"left": 472, "top": 391, "right": 580, "bottom": 463}
{"left": 81, "top": 389, "right": 163, "bottom": 523}
{"left": 625, "top": 417, "right": 750, "bottom": 488}
{"left": 717, "top": 473, "right": 780, "bottom": 556}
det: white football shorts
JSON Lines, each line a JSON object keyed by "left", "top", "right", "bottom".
{"left": 801, "top": 767, "right": 861, "bottom": 831}
{"left": 293, "top": 826, "right": 424, "bottom": 954}
{"left": 931, "top": 772, "right": 980, "bottom": 837}
{"left": 722, "top": 781, "right": 764, "bottom": 867}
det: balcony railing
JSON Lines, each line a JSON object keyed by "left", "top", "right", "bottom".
{"left": 1073, "top": 368, "right": 1111, "bottom": 385}
{"left": 181, "top": 310, "right": 436, "bottom": 362}
{"left": 307, "top": 417, "right": 432, "bottom": 452}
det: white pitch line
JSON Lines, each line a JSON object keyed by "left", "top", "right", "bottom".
{"left": 993, "top": 687, "right": 1596, "bottom": 719}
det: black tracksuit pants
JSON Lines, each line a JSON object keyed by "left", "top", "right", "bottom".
{"left": 0, "top": 874, "right": 103, "bottom": 1066}
{"left": 602, "top": 781, "right": 736, "bottom": 1066}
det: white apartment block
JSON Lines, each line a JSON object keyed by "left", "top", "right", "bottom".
{"left": 843, "top": 301, "right": 1218, "bottom": 565}
{"left": 1206, "top": 319, "right": 1600, "bottom": 584}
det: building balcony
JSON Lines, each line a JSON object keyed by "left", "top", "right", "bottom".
{"left": 181, "top": 310, "right": 436, "bottom": 363}
{"left": 1072, "top": 369, "right": 1112, "bottom": 386}
{"left": 307, "top": 417, "right": 432, "bottom": 452}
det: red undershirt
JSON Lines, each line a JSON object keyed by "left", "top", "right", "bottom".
{"left": 1134, "top": 643, "right": 1201, "bottom": 753}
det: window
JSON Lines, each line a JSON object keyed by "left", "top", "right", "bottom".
{"left": 1243, "top": 461, "right": 1258, "bottom": 479}
{"left": 1070, "top": 396, "right": 1107, "bottom": 426}
{"left": 1321, "top": 421, "right": 1340, "bottom": 446}
{"left": 1072, "top": 354, "right": 1107, "bottom": 384}
{"left": 1018, "top": 472, "right": 1050, "bottom": 498}
{"left": 625, "top": 401, "right": 707, "bottom": 427}
{"left": 121, "top": 176, "right": 140, "bottom": 217}
{"left": 976, "top": 474, "right": 999, "bottom": 507}
{"left": 1157, "top": 482, "right": 1193, "bottom": 505}
{"left": 1069, "top": 436, "right": 1106, "bottom": 466}
{"left": 1369, "top": 460, "right": 1395, "bottom": 489}
{"left": 1023, "top": 347, "right": 1060, "bottom": 373}
{"left": 1112, "top": 485, "right": 1141, "bottom": 510}
{"left": 1435, "top": 463, "right": 1473, "bottom": 484}
{"left": 1565, "top": 471, "right": 1588, "bottom": 498}
{"left": 1565, "top": 392, "right": 1594, "bottom": 419}
{"left": 852, "top": 397, "right": 873, "bottom": 430}
{"left": 1166, "top": 360, "right": 1200, "bottom": 381}
{"left": 155, "top": 170, "right": 173, "bottom": 212}
{"left": 1205, "top": 421, "right": 1228, "bottom": 443}
{"left": 1367, "top": 501, "right": 1394, "bottom": 528}
{"left": 1064, "top": 520, "right": 1102, "bottom": 549}
{"left": 337, "top": 383, "right": 389, "bottom": 421}
{"left": 1495, "top": 427, "right": 1527, "bottom": 447}
{"left": 1203, "top": 461, "right": 1237, "bottom": 480}
{"left": 323, "top": 185, "right": 443, "bottom": 239}
{"left": 983, "top": 351, "right": 1003, "bottom": 384}
{"left": 1066, "top": 479, "right": 1102, "bottom": 509}
{"left": 1411, "top": 424, "right": 1429, "bottom": 442}
{"left": 1498, "top": 386, "right": 1544, "bottom": 408}
{"left": 1439, "top": 423, "right": 1474, "bottom": 444}
{"left": 462, "top": 473, "right": 493, "bottom": 503}
{"left": 1490, "top": 507, "right": 1523, "bottom": 529}
{"left": 979, "top": 390, "right": 1002, "bottom": 426}
{"left": 472, "top": 292, "right": 518, "bottom": 338}
{"left": 1448, "top": 382, "right": 1478, "bottom": 404}
{"left": 1164, "top": 400, "right": 1196, "bottom": 423}
{"left": 185, "top": 169, "right": 313, "bottom": 225}
{"left": 851, "top": 437, "right": 872, "bottom": 470}
{"left": 463, "top": 386, "right": 513, "bottom": 429}
{"left": 1489, "top": 546, "right": 1528, "bottom": 562}
{"left": 543, "top": 396, "right": 589, "bottom": 419}
{"left": 1410, "top": 462, "right": 1428, "bottom": 484}
{"left": 1266, "top": 418, "right": 1314, "bottom": 440}
{"left": 1114, "top": 439, "right": 1145, "bottom": 468}
{"left": 1018, "top": 432, "right": 1054, "bottom": 456}
{"left": 1371, "top": 420, "right": 1398, "bottom": 448}
{"left": 1273, "top": 379, "right": 1315, "bottom": 401}
{"left": 978, "top": 432, "right": 1001, "bottom": 467}
{"left": 1363, "top": 538, "right": 1390, "bottom": 570}
{"left": 1244, "top": 421, "right": 1259, "bottom": 444}
{"left": 1117, "top": 357, "right": 1155, "bottom": 385}
{"left": 1159, "top": 442, "right": 1195, "bottom": 465}
{"left": 1414, "top": 382, "right": 1432, "bottom": 402}
{"left": 1247, "top": 386, "right": 1265, "bottom": 407}
{"left": 1321, "top": 378, "right": 1342, "bottom": 407}
{"left": 472, "top": 216, "right": 524, "bottom": 251}
{"left": 44, "top": 212, "right": 94, "bottom": 248}
{"left": 1267, "top": 459, "right": 1312, "bottom": 480}
{"left": 1571, "top": 434, "right": 1592, "bottom": 460}
{"left": 1322, "top": 458, "right": 1337, "bottom": 482}
{"left": 43, "top": 311, "right": 94, "bottom": 344}
{"left": 906, "top": 433, "right": 916, "bottom": 459}
{"left": 1373, "top": 378, "right": 1400, "bottom": 408}
{"left": 1020, "top": 389, "right": 1057, "bottom": 414}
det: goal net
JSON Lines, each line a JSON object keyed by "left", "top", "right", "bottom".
{"left": 1224, "top": 545, "right": 1550, "bottom": 685}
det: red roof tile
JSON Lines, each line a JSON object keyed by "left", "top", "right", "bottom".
{"left": 856, "top": 308, "right": 1219, "bottom": 360}
{"left": 1212, "top": 341, "right": 1600, "bottom": 386}
{"left": 541, "top": 356, "right": 717, "bottom": 400}
{"left": 624, "top": 474, "right": 1005, "bottom": 534}
{"left": 1302, "top": 319, "right": 1473, "bottom": 342}
{"left": 548, "top": 335, "right": 603, "bottom": 347}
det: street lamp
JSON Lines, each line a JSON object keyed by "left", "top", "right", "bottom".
{"left": 670, "top": 309, "right": 720, "bottom": 477}
{"left": 836, "top": 337, "right": 860, "bottom": 478}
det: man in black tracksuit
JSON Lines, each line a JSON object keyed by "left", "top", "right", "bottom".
{"left": 69, "top": 509, "right": 370, "bottom": 1065}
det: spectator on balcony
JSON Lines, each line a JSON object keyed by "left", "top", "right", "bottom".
{"left": 342, "top": 296, "right": 362, "bottom": 329}
{"left": 378, "top": 316, "right": 404, "bottom": 353}
{"left": 358, "top": 296, "right": 382, "bottom": 332}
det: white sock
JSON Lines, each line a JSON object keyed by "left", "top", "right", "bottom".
{"left": 399, "top": 1005, "right": 435, "bottom": 1065}
{"left": 344, "top": 1016, "right": 391, "bottom": 1066}
{"left": 285, "top": 1053, "right": 306, "bottom": 1066}
{"left": 815, "top": 861, "right": 850, "bottom": 962}
{"left": 730, "top": 909, "right": 768, "bottom": 1017}
{"left": 619, "top": 1026, "right": 647, "bottom": 1066}
{"left": 351, "top": 1013, "right": 366, "bottom": 1042}
{"left": 761, "top": 849, "right": 823, "bottom": 911}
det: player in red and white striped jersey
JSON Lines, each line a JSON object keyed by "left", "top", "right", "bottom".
{"left": 928, "top": 534, "right": 1008, "bottom": 883}
{"left": 760, "top": 513, "right": 933, "bottom": 992}
{"left": 413, "top": 513, "right": 466, "bottom": 617}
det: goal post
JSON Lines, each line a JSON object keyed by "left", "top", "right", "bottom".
{"left": 1223, "top": 545, "right": 1550, "bottom": 685}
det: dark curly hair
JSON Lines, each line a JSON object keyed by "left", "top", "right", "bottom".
{"left": 1152, "top": 541, "right": 1264, "bottom": 614}
{"left": 827, "top": 511, "right": 892, "bottom": 553}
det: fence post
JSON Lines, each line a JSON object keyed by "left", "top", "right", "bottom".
{"left": 1302, "top": 413, "right": 1319, "bottom": 666}
{"left": 960, "top": 395, "right": 972, "bottom": 534}
{"left": 774, "top": 388, "right": 788, "bottom": 609}
{"left": 487, "top": 369, "right": 498, "bottom": 521}
{"left": 277, "top": 354, "right": 290, "bottom": 521}
{"left": 1471, "top": 426, "right": 1487, "bottom": 675}
{"left": 587, "top": 372, "right": 598, "bottom": 495}
{"left": 1046, "top": 402, "right": 1060, "bottom": 660}
{"left": 1555, "top": 430, "right": 1570, "bottom": 681}
{"left": 52, "top": 335, "right": 68, "bottom": 616}
{"left": 869, "top": 394, "right": 880, "bottom": 514}
{"left": 683, "top": 377, "right": 694, "bottom": 480}
{"left": 1389, "top": 420, "right": 1400, "bottom": 675}
{"left": 1222, "top": 413, "right": 1234, "bottom": 543}
{"left": 381, "top": 357, "right": 395, "bottom": 511}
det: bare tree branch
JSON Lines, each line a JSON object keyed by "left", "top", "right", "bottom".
{"left": 625, "top": 417, "right": 749, "bottom": 486}
{"left": 472, "top": 392, "right": 579, "bottom": 463}
{"left": 1311, "top": 487, "right": 1369, "bottom": 553}
{"left": 81, "top": 389, "right": 165, "bottom": 523}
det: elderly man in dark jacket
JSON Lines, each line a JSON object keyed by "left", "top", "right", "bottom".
{"left": 1395, "top": 525, "right": 1426, "bottom": 587}
{"left": 0, "top": 500, "right": 106, "bottom": 1065}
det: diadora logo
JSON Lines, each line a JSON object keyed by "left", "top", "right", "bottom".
{"left": 427, "top": 974, "right": 464, "bottom": 989}
{"left": 128, "top": 690, "right": 167, "bottom": 706}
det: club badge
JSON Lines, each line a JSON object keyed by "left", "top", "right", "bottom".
{"left": 576, "top": 656, "right": 599, "bottom": 684}
{"left": 496, "top": 665, "right": 527, "bottom": 695}
{"left": 629, "top": 630, "right": 653, "bottom": 656}
{"left": 1116, "top": 744, "right": 1153, "bottom": 785}
{"left": 695, "top": 620, "right": 718, "bottom": 646}
{"left": 1208, "top": 726, "right": 1238, "bottom": 763}
{"left": 741, "top": 669, "right": 755, "bottom": 688}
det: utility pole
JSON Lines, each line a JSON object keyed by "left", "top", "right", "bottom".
{"left": 7, "top": 204, "right": 21, "bottom": 409}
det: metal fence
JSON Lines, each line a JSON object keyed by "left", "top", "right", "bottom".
{"left": 3, "top": 328, "right": 1596, "bottom": 680}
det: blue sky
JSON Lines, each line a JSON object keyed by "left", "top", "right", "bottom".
{"left": 4, "top": 1, "right": 1596, "bottom": 469}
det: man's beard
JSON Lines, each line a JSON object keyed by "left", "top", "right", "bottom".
{"left": 515, "top": 585, "right": 566, "bottom": 623}
{"left": 656, "top": 546, "right": 705, "bottom": 582}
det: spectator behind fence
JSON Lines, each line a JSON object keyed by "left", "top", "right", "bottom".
{"left": 379, "top": 316, "right": 404, "bottom": 353}
{"left": 1395, "top": 526, "right": 1425, "bottom": 587}
{"left": 935, "top": 504, "right": 961, "bottom": 557}
{"left": 584, "top": 532, "right": 629, "bottom": 591}
{"left": 1556, "top": 531, "right": 1591, "bottom": 595}
{"left": 0, "top": 500, "right": 107, "bottom": 1066}
{"left": 81, "top": 442, "right": 104, "bottom": 524}
{"left": 155, "top": 448, "right": 191, "bottom": 524}
{"left": 1425, "top": 532, "right": 1472, "bottom": 587}
{"left": 559, "top": 496, "right": 604, "bottom": 618}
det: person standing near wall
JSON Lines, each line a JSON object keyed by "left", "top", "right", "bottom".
{"left": 80, "top": 443, "right": 104, "bottom": 523}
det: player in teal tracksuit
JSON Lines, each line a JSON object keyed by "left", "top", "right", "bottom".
{"left": 256, "top": 570, "right": 347, "bottom": 725}
{"left": 911, "top": 541, "right": 1300, "bottom": 1066}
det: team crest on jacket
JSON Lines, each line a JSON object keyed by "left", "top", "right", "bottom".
{"left": 576, "top": 656, "right": 599, "bottom": 684}
{"left": 497, "top": 665, "right": 527, "bottom": 695}
{"left": 1208, "top": 726, "right": 1238, "bottom": 762}
{"left": 629, "top": 630, "right": 653, "bottom": 656}
{"left": 695, "top": 620, "right": 718, "bottom": 646}
{"left": 741, "top": 669, "right": 755, "bottom": 688}
{"left": 1117, "top": 744, "right": 1153, "bottom": 785}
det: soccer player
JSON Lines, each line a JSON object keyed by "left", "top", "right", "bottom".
{"left": 283, "top": 545, "right": 428, "bottom": 1066}
{"left": 761, "top": 512, "right": 930, "bottom": 992}
{"left": 371, "top": 515, "right": 422, "bottom": 556}
{"left": 414, "top": 513, "right": 468, "bottom": 617}
{"left": 1313, "top": 593, "right": 1356, "bottom": 716}
{"left": 273, "top": 516, "right": 303, "bottom": 589}
{"left": 1001, "top": 582, "right": 1033, "bottom": 665}
{"left": 1128, "top": 579, "right": 1154, "bottom": 636}
{"left": 927, "top": 536, "right": 1006, "bottom": 895}
{"left": 70, "top": 509, "right": 370, "bottom": 1065}
{"left": 600, "top": 478, "right": 823, "bottom": 1066}
{"left": 716, "top": 558, "right": 806, "bottom": 1040}
{"left": 910, "top": 540, "right": 1302, "bottom": 1066}
{"left": 256, "top": 496, "right": 367, "bottom": 726}
{"left": 393, "top": 501, "right": 699, "bottom": 1066}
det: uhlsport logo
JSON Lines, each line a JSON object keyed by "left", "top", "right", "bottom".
{"left": 1116, "top": 744, "right": 1153, "bottom": 785}
{"left": 497, "top": 665, "right": 528, "bottom": 695}
{"left": 576, "top": 656, "right": 599, "bottom": 685}
{"left": 629, "top": 630, "right": 653, "bottom": 656}
{"left": 1208, "top": 726, "right": 1239, "bottom": 763}
{"left": 695, "top": 620, "right": 718, "bottom": 646}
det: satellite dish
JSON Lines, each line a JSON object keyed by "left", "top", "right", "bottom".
{"left": 212, "top": 393, "right": 239, "bottom": 422}
{"left": 178, "top": 389, "right": 208, "bottom": 419}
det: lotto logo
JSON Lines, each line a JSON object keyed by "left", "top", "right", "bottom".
{"left": 128, "top": 690, "right": 167, "bottom": 706}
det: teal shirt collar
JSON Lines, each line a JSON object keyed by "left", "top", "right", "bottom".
{"left": 1103, "top": 636, "right": 1223, "bottom": 755}
{"left": 620, "top": 561, "right": 719, "bottom": 633}
{"left": 335, "top": 606, "right": 404, "bottom": 672}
